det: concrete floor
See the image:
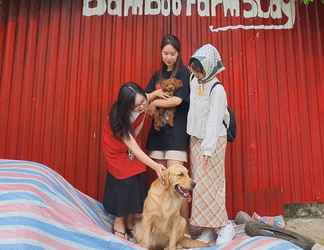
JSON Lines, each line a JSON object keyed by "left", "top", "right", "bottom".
{"left": 286, "top": 218, "right": 324, "bottom": 246}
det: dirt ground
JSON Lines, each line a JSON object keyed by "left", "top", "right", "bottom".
{"left": 286, "top": 218, "right": 324, "bottom": 246}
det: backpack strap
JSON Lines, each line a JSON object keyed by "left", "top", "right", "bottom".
{"left": 209, "top": 82, "right": 227, "bottom": 128}
{"left": 190, "top": 73, "right": 195, "bottom": 81}
{"left": 209, "top": 82, "right": 221, "bottom": 96}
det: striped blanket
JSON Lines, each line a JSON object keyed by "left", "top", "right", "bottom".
{"left": 202, "top": 236, "right": 303, "bottom": 250}
{"left": 0, "top": 159, "right": 142, "bottom": 250}
{"left": 0, "top": 159, "right": 302, "bottom": 250}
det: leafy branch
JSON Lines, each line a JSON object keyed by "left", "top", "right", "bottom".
{"left": 303, "top": 0, "right": 324, "bottom": 4}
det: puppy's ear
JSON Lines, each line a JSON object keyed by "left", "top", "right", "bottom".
{"left": 161, "top": 169, "right": 170, "bottom": 188}
{"left": 160, "top": 80, "right": 167, "bottom": 90}
{"left": 174, "top": 79, "right": 183, "bottom": 89}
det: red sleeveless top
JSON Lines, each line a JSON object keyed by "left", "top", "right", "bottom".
{"left": 102, "top": 114, "right": 147, "bottom": 179}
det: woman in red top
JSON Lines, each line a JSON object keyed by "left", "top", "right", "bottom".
{"left": 102, "top": 82, "right": 165, "bottom": 240}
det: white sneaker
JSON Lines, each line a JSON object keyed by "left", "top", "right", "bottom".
{"left": 215, "top": 223, "right": 235, "bottom": 245}
{"left": 196, "top": 229, "right": 215, "bottom": 244}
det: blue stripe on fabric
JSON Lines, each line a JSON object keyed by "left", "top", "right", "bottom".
{"left": 0, "top": 192, "right": 44, "bottom": 203}
{"left": 0, "top": 168, "right": 74, "bottom": 203}
{"left": 0, "top": 242, "right": 136, "bottom": 250}
{"left": 0, "top": 164, "right": 106, "bottom": 226}
{"left": 0, "top": 243, "right": 44, "bottom": 250}
{"left": 0, "top": 164, "right": 70, "bottom": 196}
{"left": 0, "top": 168, "right": 67, "bottom": 191}
{"left": 267, "top": 241, "right": 302, "bottom": 250}
{"left": 0, "top": 160, "right": 53, "bottom": 173}
{"left": 193, "top": 245, "right": 221, "bottom": 250}
{"left": 0, "top": 161, "right": 69, "bottom": 192}
{"left": 105, "top": 242, "right": 137, "bottom": 250}
{"left": 0, "top": 178, "right": 74, "bottom": 207}
{"left": 0, "top": 216, "right": 135, "bottom": 249}
{"left": 235, "top": 236, "right": 268, "bottom": 250}
{"left": 75, "top": 190, "right": 109, "bottom": 228}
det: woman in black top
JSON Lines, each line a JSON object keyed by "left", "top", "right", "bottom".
{"left": 146, "top": 35, "right": 190, "bottom": 218}
{"left": 146, "top": 34, "right": 190, "bottom": 167}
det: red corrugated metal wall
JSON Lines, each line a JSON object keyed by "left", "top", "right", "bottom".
{"left": 0, "top": 0, "right": 323, "bottom": 217}
{"left": 171, "top": 1, "right": 324, "bottom": 216}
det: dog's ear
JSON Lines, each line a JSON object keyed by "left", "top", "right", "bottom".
{"left": 160, "top": 80, "right": 167, "bottom": 90}
{"left": 161, "top": 169, "right": 170, "bottom": 188}
{"left": 174, "top": 79, "right": 183, "bottom": 89}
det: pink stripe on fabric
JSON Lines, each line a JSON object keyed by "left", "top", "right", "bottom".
{"left": 221, "top": 236, "right": 250, "bottom": 250}
{"left": 0, "top": 171, "right": 77, "bottom": 204}
{"left": 0, "top": 203, "right": 89, "bottom": 228}
{"left": 0, "top": 164, "right": 57, "bottom": 180}
{"left": 1, "top": 171, "right": 56, "bottom": 182}
{"left": 0, "top": 229, "right": 80, "bottom": 250}
{"left": 0, "top": 167, "right": 98, "bottom": 216}
{"left": 0, "top": 184, "right": 102, "bottom": 234}
{"left": 248, "top": 238, "right": 281, "bottom": 249}
{"left": 0, "top": 205, "right": 107, "bottom": 237}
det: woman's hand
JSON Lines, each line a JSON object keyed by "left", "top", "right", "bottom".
{"left": 202, "top": 155, "right": 209, "bottom": 172}
{"left": 154, "top": 163, "right": 167, "bottom": 182}
{"left": 153, "top": 89, "right": 170, "bottom": 100}
{"left": 123, "top": 135, "right": 167, "bottom": 182}
{"left": 147, "top": 102, "right": 157, "bottom": 116}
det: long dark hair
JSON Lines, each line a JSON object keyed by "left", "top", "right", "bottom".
{"left": 160, "top": 34, "right": 184, "bottom": 79}
{"left": 109, "top": 82, "right": 146, "bottom": 139}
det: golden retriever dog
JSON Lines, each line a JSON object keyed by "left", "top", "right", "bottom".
{"left": 134, "top": 164, "right": 209, "bottom": 250}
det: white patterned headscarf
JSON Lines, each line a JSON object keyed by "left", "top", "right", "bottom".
{"left": 191, "top": 44, "right": 225, "bottom": 83}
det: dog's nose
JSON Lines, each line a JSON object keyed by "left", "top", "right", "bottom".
{"left": 191, "top": 181, "right": 196, "bottom": 189}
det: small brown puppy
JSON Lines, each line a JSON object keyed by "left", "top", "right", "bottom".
{"left": 134, "top": 164, "right": 209, "bottom": 250}
{"left": 153, "top": 78, "right": 183, "bottom": 131}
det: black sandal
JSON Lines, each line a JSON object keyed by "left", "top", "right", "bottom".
{"left": 113, "top": 228, "right": 128, "bottom": 241}
{"left": 126, "top": 227, "right": 134, "bottom": 238}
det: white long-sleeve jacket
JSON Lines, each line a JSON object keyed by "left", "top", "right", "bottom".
{"left": 187, "top": 77, "right": 230, "bottom": 156}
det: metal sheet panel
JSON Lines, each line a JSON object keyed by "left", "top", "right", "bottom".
{"left": 0, "top": 0, "right": 169, "bottom": 199}
{"left": 0, "top": 0, "right": 323, "bottom": 217}
{"left": 171, "top": 1, "right": 324, "bottom": 216}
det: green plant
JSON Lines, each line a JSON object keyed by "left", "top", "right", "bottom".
{"left": 303, "top": 0, "right": 324, "bottom": 4}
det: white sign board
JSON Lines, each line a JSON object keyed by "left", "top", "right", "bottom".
{"left": 83, "top": 0, "right": 296, "bottom": 32}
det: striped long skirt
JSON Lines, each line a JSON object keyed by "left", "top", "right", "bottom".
{"left": 190, "top": 136, "right": 228, "bottom": 228}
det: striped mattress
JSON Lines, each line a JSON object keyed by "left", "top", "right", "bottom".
{"left": 0, "top": 159, "right": 142, "bottom": 250}
{"left": 0, "top": 159, "right": 303, "bottom": 250}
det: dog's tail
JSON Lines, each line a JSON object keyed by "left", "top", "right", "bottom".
{"left": 178, "top": 236, "right": 209, "bottom": 248}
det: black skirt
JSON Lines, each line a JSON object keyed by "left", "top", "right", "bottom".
{"left": 103, "top": 172, "right": 148, "bottom": 217}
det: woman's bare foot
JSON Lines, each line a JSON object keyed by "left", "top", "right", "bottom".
{"left": 126, "top": 214, "right": 137, "bottom": 238}
{"left": 113, "top": 217, "right": 128, "bottom": 240}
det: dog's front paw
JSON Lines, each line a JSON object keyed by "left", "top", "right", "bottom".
{"left": 176, "top": 243, "right": 184, "bottom": 249}
{"left": 164, "top": 247, "right": 176, "bottom": 250}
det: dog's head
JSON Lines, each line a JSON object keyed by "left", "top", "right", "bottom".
{"left": 162, "top": 164, "right": 195, "bottom": 200}
{"left": 160, "top": 78, "right": 183, "bottom": 95}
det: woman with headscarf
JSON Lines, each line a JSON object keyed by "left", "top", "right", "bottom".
{"left": 187, "top": 44, "right": 235, "bottom": 245}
